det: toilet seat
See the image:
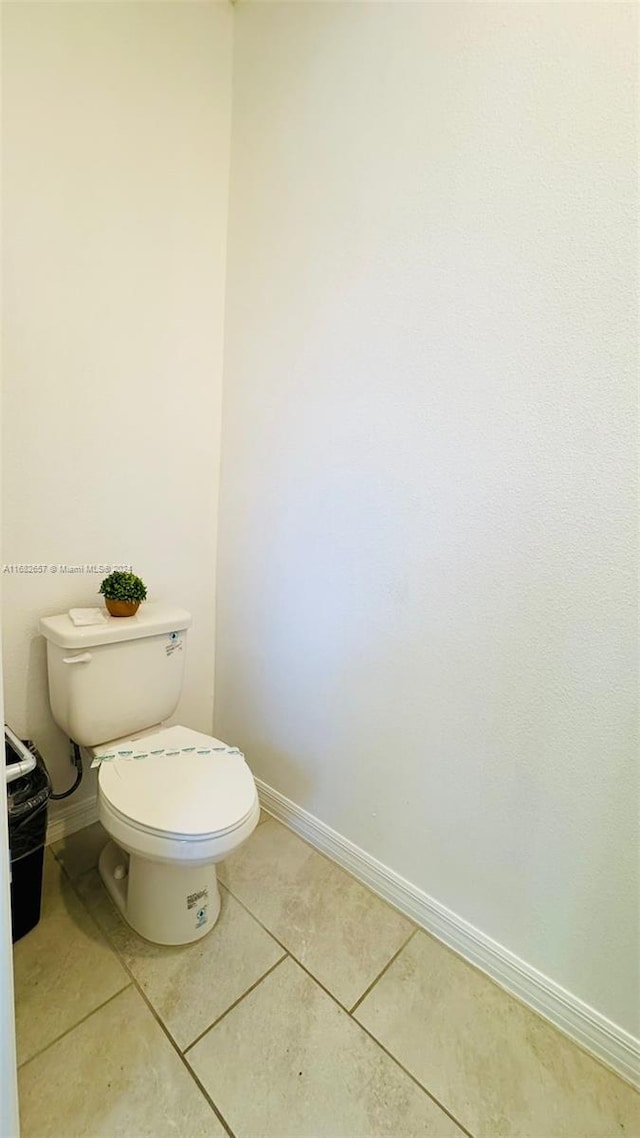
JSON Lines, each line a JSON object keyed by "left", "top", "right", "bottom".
{"left": 96, "top": 724, "right": 258, "bottom": 842}
{"left": 100, "top": 793, "right": 254, "bottom": 844}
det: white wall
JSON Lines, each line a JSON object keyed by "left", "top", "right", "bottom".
{"left": 2, "top": 1, "right": 233, "bottom": 815}
{"left": 216, "top": 3, "right": 638, "bottom": 1036}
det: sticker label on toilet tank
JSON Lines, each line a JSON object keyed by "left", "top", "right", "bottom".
{"left": 165, "top": 631, "right": 183, "bottom": 657}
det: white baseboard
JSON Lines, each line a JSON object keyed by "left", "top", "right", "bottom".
{"left": 46, "top": 793, "right": 99, "bottom": 846}
{"left": 256, "top": 778, "right": 639, "bottom": 1090}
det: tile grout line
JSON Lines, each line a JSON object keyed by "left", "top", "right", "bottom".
{"left": 60, "top": 862, "right": 239, "bottom": 1138}
{"left": 71, "top": 817, "right": 637, "bottom": 1090}
{"left": 348, "top": 926, "right": 418, "bottom": 1015}
{"left": 183, "top": 954, "right": 289, "bottom": 1055}
{"left": 261, "top": 814, "right": 639, "bottom": 1092}
{"left": 57, "top": 839, "right": 473, "bottom": 1138}
{"left": 354, "top": 1014, "right": 475, "bottom": 1138}
{"left": 218, "top": 877, "right": 378, "bottom": 1018}
{"left": 260, "top": 813, "right": 420, "bottom": 930}
{"left": 48, "top": 823, "right": 635, "bottom": 1133}
{"left": 16, "top": 982, "right": 133, "bottom": 1072}
{"left": 135, "top": 995, "right": 238, "bottom": 1138}
{"left": 218, "top": 882, "right": 475, "bottom": 1138}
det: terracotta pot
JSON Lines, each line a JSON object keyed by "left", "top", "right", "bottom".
{"left": 105, "top": 599, "right": 140, "bottom": 618}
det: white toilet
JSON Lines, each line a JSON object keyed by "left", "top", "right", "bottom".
{"left": 40, "top": 604, "right": 259, "bottom": 945}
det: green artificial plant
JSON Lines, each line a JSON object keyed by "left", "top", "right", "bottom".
{"left": 99, "top": 571, "right": 148, "bottom": 604}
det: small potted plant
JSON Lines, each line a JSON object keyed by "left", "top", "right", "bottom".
{"left": 99, "top": 570, "right": 147, "bottom": 618}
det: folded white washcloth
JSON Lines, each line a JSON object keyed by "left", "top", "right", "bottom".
{"left": 68, "top": 607, "right": 108, "bottom": 626}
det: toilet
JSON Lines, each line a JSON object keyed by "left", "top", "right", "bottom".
{"left": 39, "top": 604, "right": 259, "bottom": 945}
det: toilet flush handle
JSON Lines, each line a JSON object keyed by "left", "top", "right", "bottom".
{"left": 62, "top": 652, "right": 93, "bottom": 665}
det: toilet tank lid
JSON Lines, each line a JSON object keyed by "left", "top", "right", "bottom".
{"left": 39, "top": 603, "right": 192, "bottom": 649}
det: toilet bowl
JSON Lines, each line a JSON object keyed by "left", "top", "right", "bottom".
{"left": 39, "top": 604, "right": 259, "bottom": 947}
{"left": 92, "top": 724, "right": 259, "bottom": 945}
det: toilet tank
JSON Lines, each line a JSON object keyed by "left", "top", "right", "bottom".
{"left": 39, "top": 604, "right": 192, "bottom": 747}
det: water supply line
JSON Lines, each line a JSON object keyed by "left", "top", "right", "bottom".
{"left": 28, "top": 738, "right": 84, "bottom": 801}
{"left": 47, "top": 739, "right": 83, "bottom": 800}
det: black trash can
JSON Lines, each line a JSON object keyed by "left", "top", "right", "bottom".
{"left": 6, "top": 734, "right": 51, "bottom": 942}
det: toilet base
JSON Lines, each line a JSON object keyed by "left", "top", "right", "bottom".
{"left": 98, "top": 840, "right": 221, "bottom": 945}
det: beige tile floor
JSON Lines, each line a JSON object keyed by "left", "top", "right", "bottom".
{"left": 12, "top": 814, "right": 639, "bottom": 1138}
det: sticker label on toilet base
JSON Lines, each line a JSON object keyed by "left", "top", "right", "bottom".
{"left": 187, "top": 887, "right": 208, "bottom": 911}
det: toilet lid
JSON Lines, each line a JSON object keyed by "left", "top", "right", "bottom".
{"left": 97, "top": 725, "right": 257, "bottom": 839}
